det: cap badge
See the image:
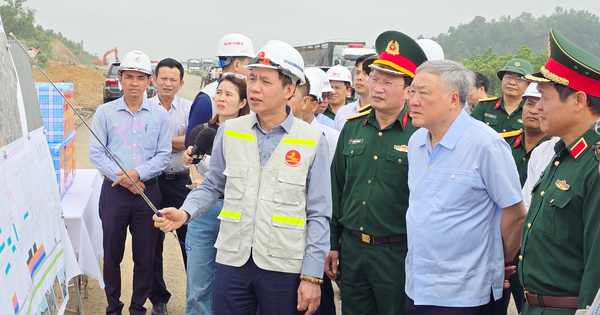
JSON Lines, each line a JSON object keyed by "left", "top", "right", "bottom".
{"left": 555, "top": 179, "right": 570, "bottom": 191}
{"left": 386, "top": 40, "right": 400, "bottom": 56}
{"left": 514, "top": 62, "right": 521, "bottom": 67}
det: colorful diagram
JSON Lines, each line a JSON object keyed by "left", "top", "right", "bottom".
{"left": 27, "top": 243, "right": 46, "bottom": 278}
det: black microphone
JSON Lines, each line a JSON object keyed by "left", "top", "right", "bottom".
{"left": 187, "top": 124, "right": 204, "bottom": 147}
{"left": 192, "top": 127, "right": 217, "bottom": 164}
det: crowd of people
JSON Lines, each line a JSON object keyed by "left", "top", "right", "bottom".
{"left": 88, "top": 29, "right": 600, "bottom": 315}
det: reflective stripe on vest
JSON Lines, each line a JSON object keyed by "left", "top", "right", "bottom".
{"left": 273, "top": 214, "right": 304, "bottom": 226}
{"left": 219, "top": 209, "right": 241, "bottom": 220}
{"left": 225, "top": 130, "right": 255, "bottom": 142}
{"left": 282, "top": 138, "right": 317, "bottom": 146}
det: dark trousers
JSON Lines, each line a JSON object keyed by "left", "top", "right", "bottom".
{"left": 149, "top": 174, "right": 191, "bottom": 305}
{"left": 212, "top": 256, "right": 305, "bottom": 315}
{"left": 340, "top": 229, "right": 407, "bottom": 315}
{"left": 494, "top": 252, "right": 523, "bottom": 315}
{"left": 405, "top": 293, "right": 495, "bottom": 315}
{"left": 315, "top": 275, "right": 336, "bottom": 315}
{"left": 99, "top": 180, "right": 161, "bottom": 315}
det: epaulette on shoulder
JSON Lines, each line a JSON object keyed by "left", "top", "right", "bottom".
{"left": 479, "top": 96, "right": 500, "bottom": 102}
{"left": 499, "top": 130, "right": 523, "bottom": 138}
{"left": 357, "top": 104, "right": 372, "bottom": 112}
{"left": 347, "top": 109, "right": 371, "bottom": 120}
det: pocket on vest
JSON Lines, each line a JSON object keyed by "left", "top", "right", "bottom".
{"left": 267, "top": 211, "right": 306, "bottom": 259}
{"left": 273, "top": 171, "right": 307, "bottom": 206}
{"left": 214, "top": 208, "right": 242, "bottom": 252}
{"left": 223, "top": 167, "right": 248, "bottom": 200}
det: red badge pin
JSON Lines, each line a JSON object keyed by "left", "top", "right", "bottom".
{"left": 285, "top": 150, "right": 301, "bottom": 167}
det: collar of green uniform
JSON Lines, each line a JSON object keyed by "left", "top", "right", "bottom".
{"left": 362, "top": 104, "right": 410, "bottom": 130}
{"left": 555, "top": 128, "right": 600, "bottom": 160}
{"left": 497, "top": 95, "right": 526, "bottom": 112}
{"left": 515, "top": 132, "right": 552, "bottom": 149}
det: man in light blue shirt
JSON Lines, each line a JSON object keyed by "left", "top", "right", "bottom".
{"left": 89, "top": 50, "right": 171, "bottom": 315}
{"left": 405, "top": 60, "right": 526, "bottom": 314}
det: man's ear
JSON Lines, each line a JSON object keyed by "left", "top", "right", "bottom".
{"left": 285, "top": 83, "right": 296, "bottom": 100}
{"left": 573, "top": 90, "right": 588, "bottom": 113}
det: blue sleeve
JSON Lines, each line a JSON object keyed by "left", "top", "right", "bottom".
{"left": 302, "top": 133, "right": 332, "bottom": 278}
{"left": 480, "top": 138, "right": 523, "bottom": 208}
{"left": 89, "top": 106, "right": 120, "bottom": 181}
{"left": 180, "top": 124, "right": 226, "bottom": 219}
{"left": 185, "top": 93, "right": 213, "bottom": 146}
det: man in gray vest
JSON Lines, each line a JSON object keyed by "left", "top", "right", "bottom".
{"left": 154, "top": 40, "right": 332, "bottom": 315}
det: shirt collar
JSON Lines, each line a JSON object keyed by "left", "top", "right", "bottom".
{"left": 116, "top": 97, "right": 150, "bottom": 113}
{"left": 416, "top": 109, "right": 469, "bottom": 149}
{"left": 557, "top": 128, "right": 600, "bottom": 160}
{"left": 251, "top": 105, "right": 294, "bottom": 134}
{"left": 151, "top": 95, "right": 179, "bottom": 110}
{"left": 363, "top": 105, "right": 410, "bottom": 131}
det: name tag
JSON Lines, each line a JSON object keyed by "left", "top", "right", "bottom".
{"left": 349, "top": 139, "right": 363, "bottom": 145}
{"left": 394, "top": 145, "right": 408, "bottom": 152}
{"left": 484, "top": 113, "right": 497, "bottom": 119}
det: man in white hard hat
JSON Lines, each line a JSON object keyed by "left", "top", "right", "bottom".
{"left": 289, "top": 68, "right": 339, "bottom": 314}
{"left": 312, "top": 67, "right": 336, "bottom": 128}
{"left": 323, "top": 65, "right": 352, "bottom": 120}
{"left": 90, "top": 50, "right": 171, "bottom": 315}
{"left": 185, "top": 33, "right": 254, "bottom": 146}
{"left": 334, "top": 54, "right": 377, "bottom": 131}
{"left": 182, "top": 33, "right": 254, "bottom": 315}
{"left": 154, "top": 40, "right": 331, "bottom": 315}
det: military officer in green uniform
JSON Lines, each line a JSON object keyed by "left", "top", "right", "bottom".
{"left": 497, "top": 83, "right": 552, "bottom": 315}
{"left": 324, "top": 31, "right": 427, "bottom": 315}
{"left": 505, "top": 83, "right": 553, "bottom": 186}
{"left": 519, "top": 28, "right": 600, "bottom": 315}
{"left": 471, "top": 58, "right": 533, "bottom": 136}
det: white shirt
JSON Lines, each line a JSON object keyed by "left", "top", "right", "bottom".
{"left": 522, "top": 137, "right": 561, "bottom": 209}
{"left": 310, "top": 118, "right": 339, "bottom": 164}
{"left": 333, "top": 99, "right": 361, "bottom": 131}
{"left": 150, "top": 95, "right": 192, "bottom": 173}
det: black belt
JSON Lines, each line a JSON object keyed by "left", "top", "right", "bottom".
{"left": 104, "top": 176, "right": 158, "bottom": 186}
{"left": 159, "top": 170, "right": 190, "bottom": 180}
{"left": 348, "top": 229, "right": 407, "bottom": 244}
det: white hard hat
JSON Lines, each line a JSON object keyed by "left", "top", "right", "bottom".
{"left": 244, "top": 40, "right": 306, "bottom": 85}
{"left": 119, "top": 50, "right": 152, "bottom": 76}
{"left": 416, "top": 39, "right": 444, "bottom": 61}
{"left": 216, "top": 33, "right": 255, "bottom": 58}
{"left": 304, "top": 71, "right": 323, "bottom": 102}
{"left": 327, "top": 65, "right": 352, "bottom": 83}
{"left": 306, "top": 67, "right": 334, "bottom": 93}
{"left": 523, "top": 83, "right": 540, "bottom": 98}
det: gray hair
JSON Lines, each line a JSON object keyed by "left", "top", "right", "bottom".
{"left": 415, "top": 60, "right": 475, "bottom": 105}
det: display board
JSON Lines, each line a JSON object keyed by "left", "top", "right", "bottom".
{"left": 0, "top": 15, "right": 79, "bottom": 315}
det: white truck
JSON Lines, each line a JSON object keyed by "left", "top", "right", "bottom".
{"left": 187, "top": 58, "right": 201, "bottom": 75}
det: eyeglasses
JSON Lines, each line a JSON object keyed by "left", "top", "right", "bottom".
{"left": 220, "top": 72, "right": 247, "bottom": 81}
{"left": 368, "top": 76, "right": 406, "bottom": 89}
{"left": 502, "top": 74, "right": 525, "bottom": 82}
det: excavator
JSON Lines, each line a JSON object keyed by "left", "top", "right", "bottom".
{"left": 93, "top": 47, "right": 119, "bottom": 65}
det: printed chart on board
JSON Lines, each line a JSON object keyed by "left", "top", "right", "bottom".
{"left": 0, "top": 16, "right": 73, "bottom": 315}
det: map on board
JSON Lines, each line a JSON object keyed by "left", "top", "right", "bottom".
{"left": 0, "top": 16, "right": 23, "bottom": 148}
{"left": 0, "top": 17, "right": 76, "bottom": 315}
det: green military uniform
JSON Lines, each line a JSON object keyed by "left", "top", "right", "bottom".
{"left": 505, "top": 132, "right": 553, "bottom": 186}
{"left": 472, "top": 58, "right": 534, "bottom": 134}
{"left": 519, "top": 28, "right": 600, "bottom": 315}
{"left": 330, "top": 30, "right": 427, "bottom": 315}
{"left": 471, "top": 95, "right": 526, "bottom": 133}
{"left": 323, "top": 105, "right": 336, "bottom": 120}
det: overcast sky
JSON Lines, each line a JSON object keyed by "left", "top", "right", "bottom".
{"left": 18, "top": 0, "right": 600, "bottom": 63}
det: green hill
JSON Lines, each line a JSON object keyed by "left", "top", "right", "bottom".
{"left": 423, "top": 7, "right": 600, "bottom": 62}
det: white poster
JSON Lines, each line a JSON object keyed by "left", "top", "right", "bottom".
{"left": 0, "top": 15, "right": 79, "bottom": 315}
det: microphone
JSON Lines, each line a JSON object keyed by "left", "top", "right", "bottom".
{"left": 192, "top": 127, "right": 217, "bottom": 164}
{"left": 186, "top": 124, "right": 204, "bottom": 147}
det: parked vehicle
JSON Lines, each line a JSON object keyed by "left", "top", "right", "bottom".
{"left": 294, "top": 41, "right": 374, "bottom": 67}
